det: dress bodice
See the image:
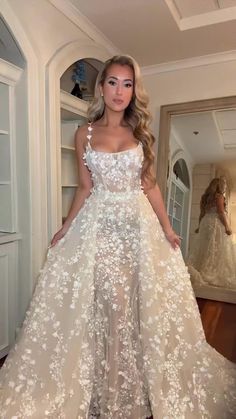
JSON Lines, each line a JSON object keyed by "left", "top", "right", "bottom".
{"left": 83, "top": 124, "right": 144, "bottom": 194}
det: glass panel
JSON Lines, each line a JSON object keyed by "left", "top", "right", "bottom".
{"left": 175, "top": 186, "right": 184, "bottom": 205}
{"left": 175, "top": 202, "right": 183, "bottom": 220}
{"left": 0, "top": 83, "right": 9, "bottom": 132}
{"left": 0, "top": 134, "right": 10, "bottom": 182}
{"left": 169, "top": 198, "right": 174, "bottom": 217}
{"left": 173, "top": 218, "right": 181, "bottom": 236}
{"left": 170, "top": 182, "right": 175, "bottom": 199}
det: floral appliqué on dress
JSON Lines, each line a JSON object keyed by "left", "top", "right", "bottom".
{"left": 0, "top": 124, "right": 236, "bottom": 418}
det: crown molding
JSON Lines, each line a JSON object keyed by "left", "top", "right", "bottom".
{"left": 141, "top": 49, "right": 236, "bottom": 76}
{"left": 48, "top": 0, "right": 120, "bottom": 56}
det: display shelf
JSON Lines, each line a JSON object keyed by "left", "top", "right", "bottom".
{"left": 60, "top": 90, "right": 88, "bottom": 224}
{"left": 62, "top": 185, "right": 78, "bottom": 188}
{"left": 61, "top": 145, "right": 76, "bottom": 151}
{"left": 0, "top": 232, "right": 21, "bottom": 245}
{"left": 58, "top": 58, "right": 102, "bottom": 225}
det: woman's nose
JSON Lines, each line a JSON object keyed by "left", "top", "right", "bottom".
{"left": 116, "top": 82, "right": 122, "bottom": 95}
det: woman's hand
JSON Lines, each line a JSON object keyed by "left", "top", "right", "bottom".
{"left": 225, "top": 227, "right": 232, "bottom": 235}
{"left": 50, "top": 224, "right": 69, "bottom": 247}
{"left": 165, "top": 229, "right": 181, "bottom": 250}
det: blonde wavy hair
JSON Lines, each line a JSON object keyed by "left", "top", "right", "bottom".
{"left": 200, "top": 177, "right": 226, "bottom": 212}
{"left": 87, "top": 55, "right": 156, "bottom": 186}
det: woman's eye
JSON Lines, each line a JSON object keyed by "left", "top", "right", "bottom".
{"left": 108, "top": 80, "right": 116, "bottom": 86}
{"left": 124, "top": 82, "right": 133, "bottom": 88}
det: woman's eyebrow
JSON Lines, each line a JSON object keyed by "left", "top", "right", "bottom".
{"left": 107, "top": 76, "right": 133, "bottom": 82}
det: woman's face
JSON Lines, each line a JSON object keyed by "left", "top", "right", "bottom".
{"left": 101, "top": 64, "right": 134, "bottom": 112}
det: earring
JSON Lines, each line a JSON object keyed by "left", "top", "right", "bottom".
{"left": 101, "top": 92, "right": 104, "bottom": 97}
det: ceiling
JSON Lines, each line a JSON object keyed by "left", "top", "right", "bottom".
{"left": 71, "top": 0, "right": 236, "bottom": 66}
{"left": 171, "top": 109, "right": 236, "bottom": 175}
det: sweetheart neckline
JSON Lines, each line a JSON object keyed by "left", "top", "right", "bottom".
{"left": 86, "top": 142, "right": 142, "bottom": 156}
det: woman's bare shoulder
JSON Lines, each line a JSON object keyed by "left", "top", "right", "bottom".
{"left": 75, "top": 123, "right": 89, "bottom": 147}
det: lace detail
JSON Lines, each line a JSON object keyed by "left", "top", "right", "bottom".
{"left": 0, "top": 124, "right": 236, "bottom": 418}
{"left": 83, "top": 122, "right": 144, "bottom": 195}
{"left": 187, "top": 212, "right": 236, "bottom": 289}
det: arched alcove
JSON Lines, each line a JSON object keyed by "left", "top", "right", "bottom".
{"left": 46, "top": 41, "right": 110, "bottom": 236}
{"left": 60, "top": 58, "right": 103, "bottom": 99}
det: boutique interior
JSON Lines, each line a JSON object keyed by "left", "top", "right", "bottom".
{"left": 1, "top": 0, "right": 236, "bottom": 362}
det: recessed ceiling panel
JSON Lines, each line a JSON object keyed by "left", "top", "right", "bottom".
{"left": 218, "top": 0, "right": 236, "bottom": 8}
{"left": 173, "top": 0, "right": 217, "bottom": 18}
{"left": 221, "top": 131, "right": 236, "bottom": 148}
{"left": 165, "top": 0, "right": 236, "bottom": 30}
{"left": 215, "top": 109, "right": 236, "bottom": 130}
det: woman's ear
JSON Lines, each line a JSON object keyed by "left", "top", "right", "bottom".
{"left": 99, "top": 84, "right": 103, "bottom": 97}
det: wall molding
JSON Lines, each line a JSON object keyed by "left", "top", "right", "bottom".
{"left": 141, "top": 49, "right": 236, "bottom": 76}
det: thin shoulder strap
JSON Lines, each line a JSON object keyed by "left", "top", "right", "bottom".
{"left": 87, "top": 122, "right": 93, "bottom": 148}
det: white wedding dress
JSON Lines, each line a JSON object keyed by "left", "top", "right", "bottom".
{"left": 187, "top": 208, "right": 236, "bottom": 289}
{"left": 0, "top": 125, "right": 236, "bottom": 418}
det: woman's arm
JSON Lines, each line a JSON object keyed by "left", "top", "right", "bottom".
{"left": 216, "top": 194, "right": 232, "bottom": 235}
{"left": 142, "top": 179, "right": 180, "bottom": 249}
{"left": 51, "top": 125, "right": 93, "bottom": 246}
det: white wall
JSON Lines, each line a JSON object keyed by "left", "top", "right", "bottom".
{"left": 8, "top": 0, "right": 90, "bottom": 65}
{"left": 143, "top": 60, "right": 236, "bottom": 146}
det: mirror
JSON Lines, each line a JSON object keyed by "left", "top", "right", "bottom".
{"left": 157, "top": 96, "right": 236, "bottom": 304}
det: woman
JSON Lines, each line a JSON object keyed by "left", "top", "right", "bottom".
{"left": 0, "top": 55, "right": 236, "bottom": 418}
{"left": 187, "top": 177, "right": 236, "bottom": 289}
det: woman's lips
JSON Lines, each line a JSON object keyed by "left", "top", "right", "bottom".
{"left": 113, "top": 99, "right": 124, "bottom": 104}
